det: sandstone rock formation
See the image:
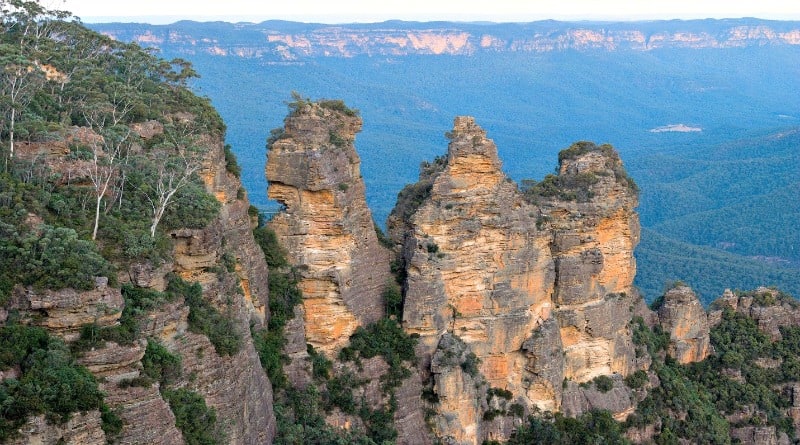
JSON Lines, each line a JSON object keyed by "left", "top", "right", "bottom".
{"left": 656, "top": 285, "right": 711, "bottom": 364}
{"left": 3, "top": 130, "right": 276, "bottom": 444}
{"left": 709, "top": 287, "right": 800, "bottom": 341}
{"left": 11, "top": 279, "right": 123, "bottom": 341}
{"left": 537, "top": 142, "right": 640, "bottom": 382}
{"left": 390, "top": 118, "right": 641, "bottom": 443}
{"left": 266, "top": 99, "right": 392, "bottom": 356}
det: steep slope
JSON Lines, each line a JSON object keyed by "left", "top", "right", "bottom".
{"left": 0, "top": 8, "right": 275, "bottom": 443}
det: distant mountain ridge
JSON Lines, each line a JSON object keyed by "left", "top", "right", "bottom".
{"left": 95, "top": 18, "right": 800, "bottom": 59}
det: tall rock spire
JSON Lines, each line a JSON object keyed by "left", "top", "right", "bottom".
{"left": 266, "top": 98, "right": 391, "bottom": 355}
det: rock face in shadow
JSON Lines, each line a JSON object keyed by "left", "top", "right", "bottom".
{"left": 389, "top": 118, "right": 642, "bottom": 444}
{"left": 657, "top": 285, "right": 711, "bottom": 364}
{"left": 266, "top": 100, "right": 391, "bottom": 357}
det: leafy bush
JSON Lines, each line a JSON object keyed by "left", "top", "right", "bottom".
{"left": 339, "top": 318, "right": 417, "bottom": 366}
{"left": 382, "top": 279, "right": 403, "bottom": 319}
{"left": 0, "top": 324, "right": 104, "bottom": 441}
{"left": 142, "top": 339, "right": 182, "bottom": 386}
{"left": 318, "top": 99, "right": 359, "bottom": 117}
{"left": 163, "top": 388, "right": 223, "bottom": 445}
{"left": 624, "top": 370, "right": 648, "bottom": 389}
{"left": 0, "top": 223, "right": 114, "bottom": 292}
{"left": 159, "top": 182, "right": 221, "bottom": 232}
{"left": 251, "top": 224, "right": 302, "bottom": 389}
{"left": 168, "top": 276, "right": 242, "bottom": 356}
{"left": 593, "top": 375, "right": 614, "bottom": 393}
{"left": 253, "top": 226, "right": 289, "bottom": 269}
{"left": 223, "top": 144, "right": 241, "bottom": 177}
{"left": 100, "top": 404, "right": 124, "bottom": 441}
{"left": 509, "top": 410, "right": 629, "bottom": 444}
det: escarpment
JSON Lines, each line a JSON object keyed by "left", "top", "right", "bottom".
{"left": 2, "top": 123, "right": 275, "bottom": 444}
{"left": 266, "top": 99, "right": 392, "bottom": 356}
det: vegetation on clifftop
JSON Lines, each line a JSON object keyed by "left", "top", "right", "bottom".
{"left": 0, "top": 1, "right": 238, "bottom": 440}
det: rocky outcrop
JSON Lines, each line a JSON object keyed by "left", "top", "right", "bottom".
{"left": 538, "top": 142, "right": 640, "bottom": 382}
{"left": 709, "top": 287, "right": 800, "bottom": 341}
{"left": 11, "top": 279, "right": 123, "bottom": 341}
{"left": 427, "top": 334, "right": 485, "bottom": 445}
{"left": 266, "top": 100, "right": 391, "bottom": 356}
{"left": 730, "top": 426, "right": 791, "bottom": 445}
{"left": 656, "top": 285, "right": 710, "bottom": 364}
{"left": 6, "top": 411, "right": 106, "bottom": 445}
{"left": 561, "top": 376, "right": 635, "bottom": 420}
{"left": 391, "top": 118, "right": 641, "bottom": 443}
{"left": 394, "top": 117, "right": 557, "bottom": 431}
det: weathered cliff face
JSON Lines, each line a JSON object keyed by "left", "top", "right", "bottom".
{"left": 657, "top": 285, "right": 710, "bottom": 364}
{"left": 538, "top": 143, "right": 640, "bottom": 382}
{"left": 391, "top": 119, "right": 641, "bottom": 443}
{"left": 3, "top": 127, "right": 275, "bottom": 444}
{"left": 266, "top": 100, "right": 391, "bottom": 356}
{"left": 392, "top": 117, "right": 559, "bottom": 439}
{"left": 10, "top": 280, "right": 123, "bottom": 342}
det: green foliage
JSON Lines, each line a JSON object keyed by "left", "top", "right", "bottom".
{"left": 524, "top": 141, "right": 637, "bottom": 202}
{"left": 624, "top": 300, "right": 800, "bottom": 443}
{"left": 624, "top": 370, "right": 648, "bottom": 389}
{"left": 0, "top": 324, "right": 104, "bottom": 441}
{"left": 162, "top": 388, "right": 223, "bottom": 445}
{"left": 159, "top": 182, "right": 221, "bottom": 232}
{"left": 329, "top": 131, "right": 348, "bottom": 148}
{"left": 593, "top": 375, "right": 614, "bottom": 393}
{"left": 273, "top": 386, "right": 378, "bottom": 445}
{"left": 72, "top": 284, "right": 179, "bottom": 352}
{"left": 100, "top": 403, "right": 124, "bottom": 441}
{"left": 324, "top": 371, "right": 361, "bottom": 415}
{"left": 142, "top": 339, "right": 182, "bottom": 386}
{"left": 0, "top": 222, "right": 114, "bottom": 292}
{"left": 339, "top": 318, "right": 418, "bottom": 368}
{"left": 487, "top": 387, "right": 514, "bottom": 401}
{"left": 168, "top": 275, "right": 242, "bottom": 356}
{"left": 307, "top": 344, "right": 333, "bottom": 381}
{"left": 521, "top": 171, "right": 599, "bottom": 203}
{"left": 388, "top": 155, "right": 447, "bottom": 226}
{"left": 631, "top": 316, "right": 669, "bottom": 356}
{"left": 460, "top": 352, "right": 480, "bottom": 377}
{"left": 508, "top": 410, "right": 630, "bottom": 444}
{"left": 253, "top": 225, "right": 289, "bottom": 269}
{"left": 373, "top": 223, "right": 394, "bottom": 249}
{"left": 223, "top": 143, "right": 241, "bottom": 177}
{"left": 382, "top": 279, "right": 404, "bottom": 320}
{"left": 318, "top": 99, "right": 359, "bottom": 117}
{"left": 251, "top": 222, "right": 302, "bottom": 389}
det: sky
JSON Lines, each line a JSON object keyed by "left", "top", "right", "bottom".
{"left": 56, "top": 0, "right": 800, "bottom": 24}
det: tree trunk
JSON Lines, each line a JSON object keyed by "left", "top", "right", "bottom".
{"left": 9, "top": 106, "right": 15, "bottom": 159}
{"left": 92, "top": 194, "right": 102, "bottom": 240}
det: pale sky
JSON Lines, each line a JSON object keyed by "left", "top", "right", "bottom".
{"left": 56, "top": 0, "right": 800, "bottom": 24}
